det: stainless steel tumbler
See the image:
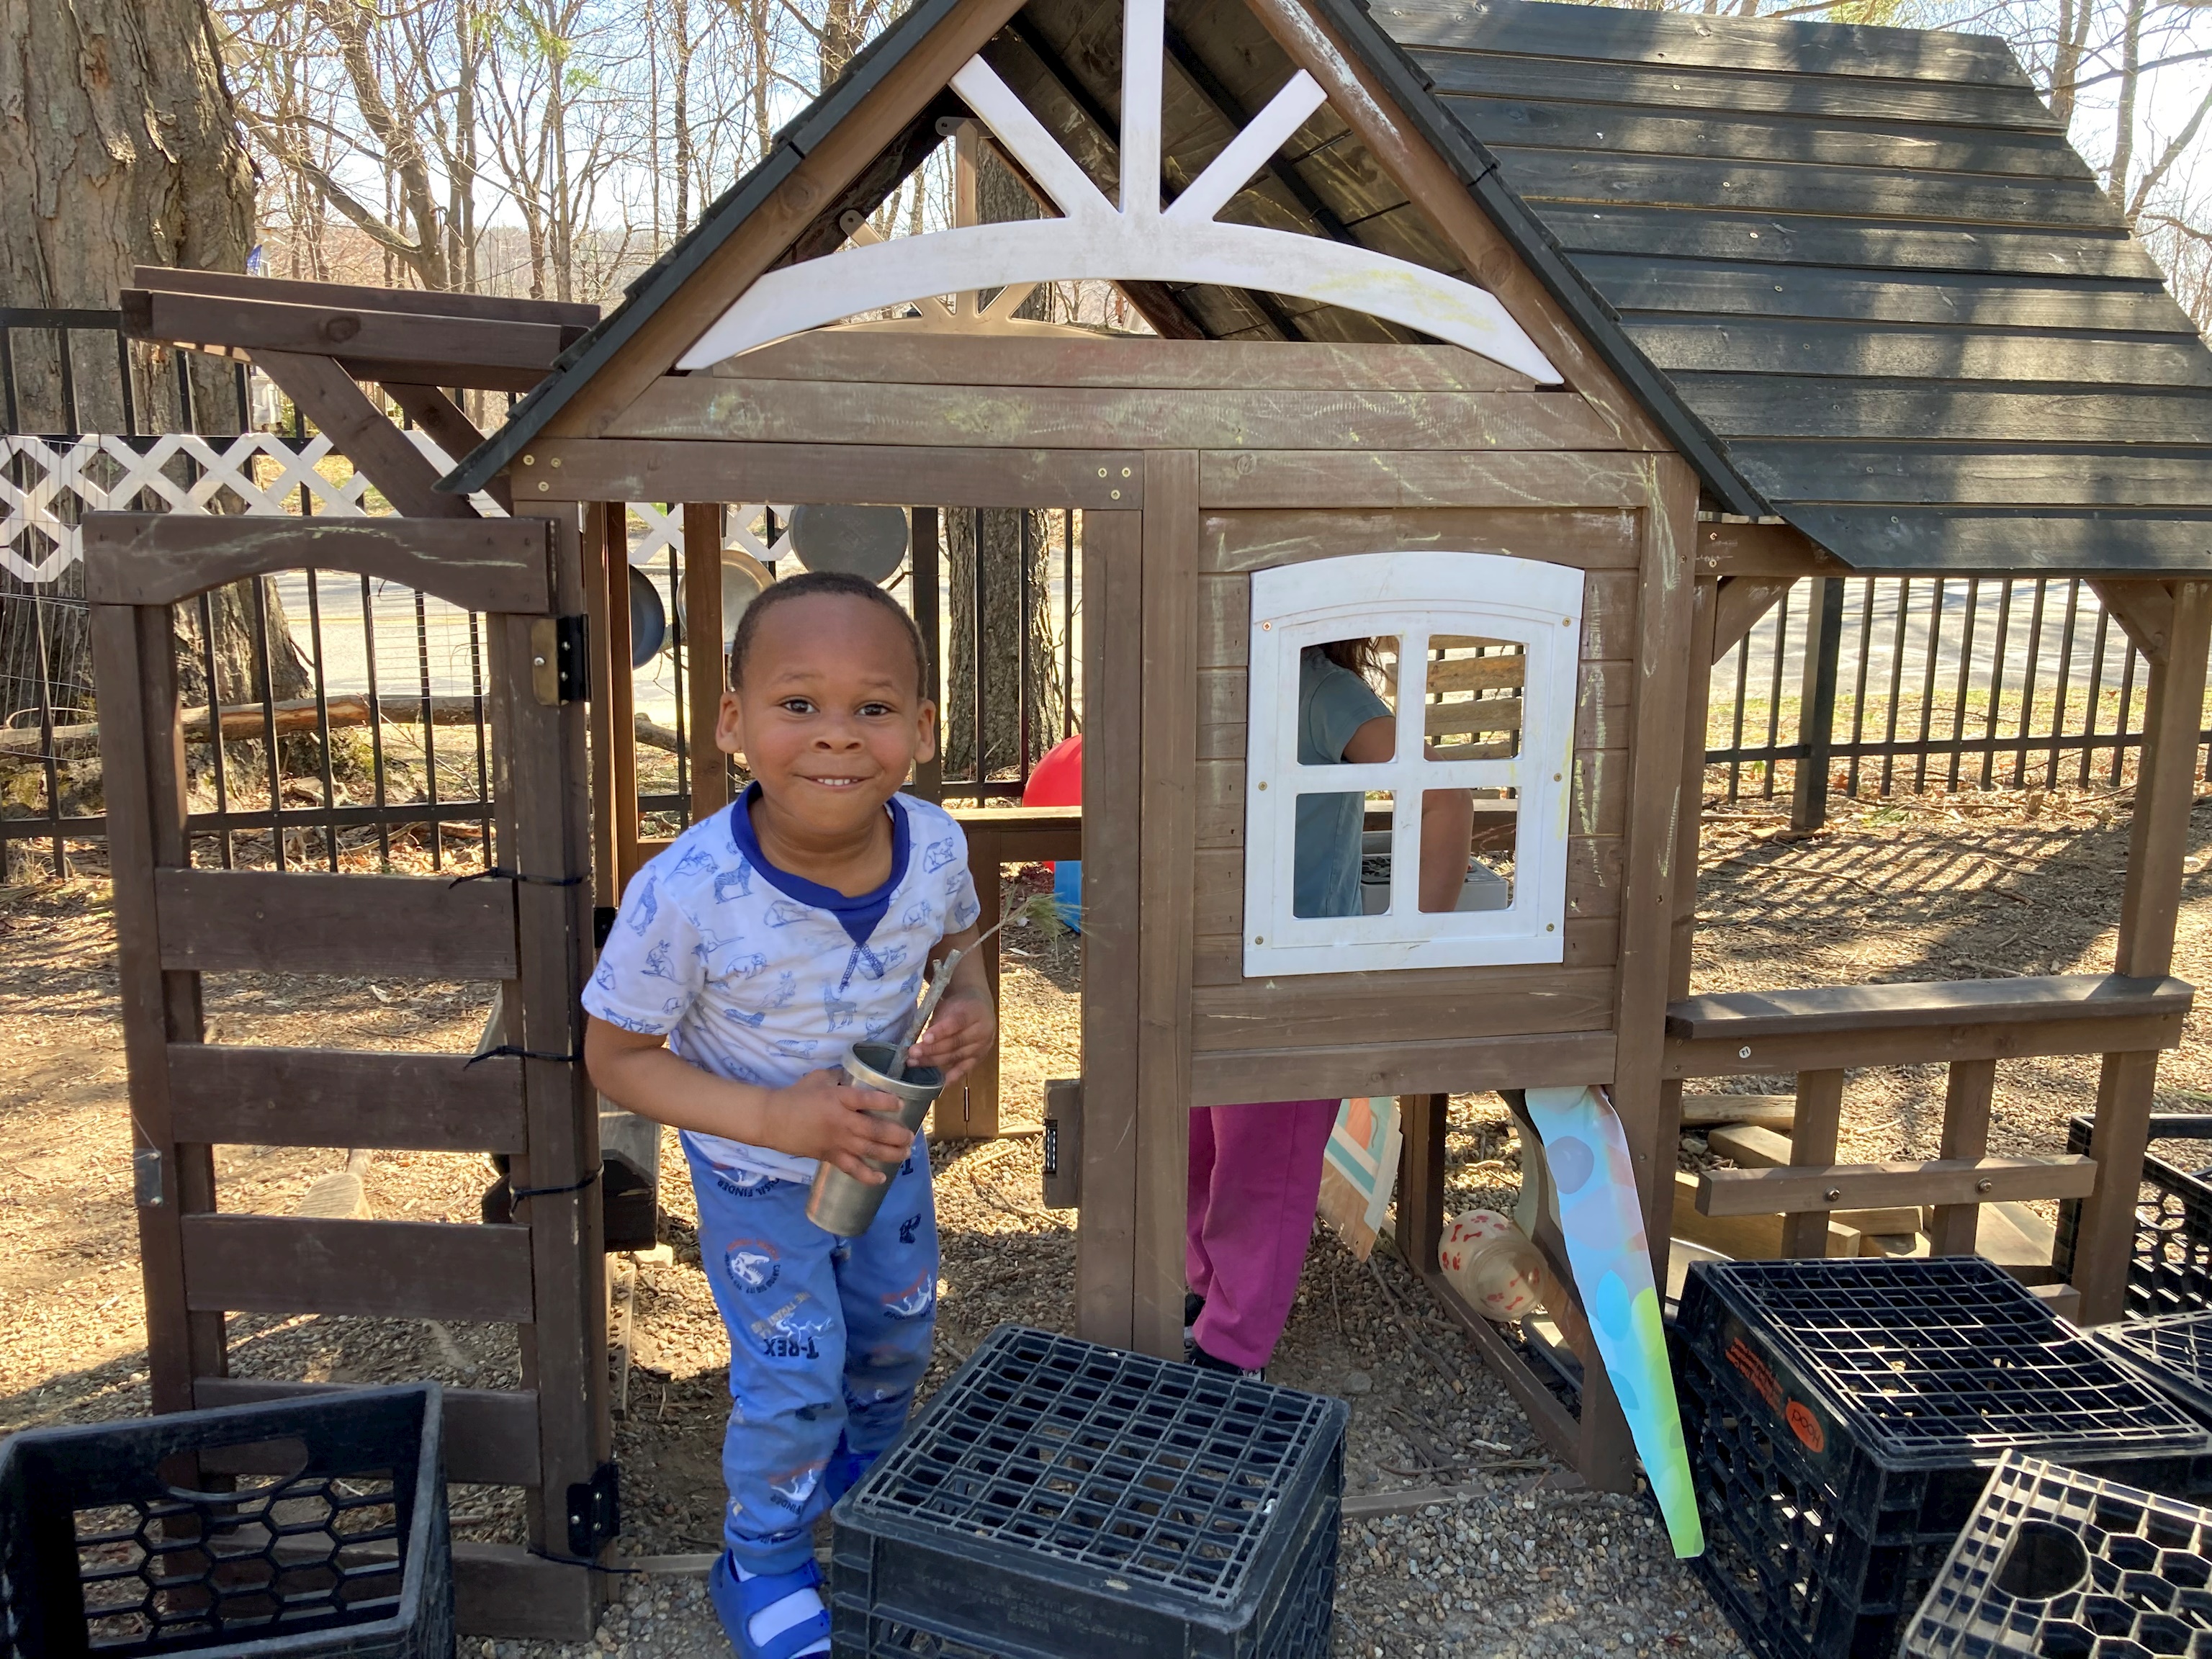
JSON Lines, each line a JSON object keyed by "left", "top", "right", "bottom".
{"left": 804, "top": 1041, "right": 944, "bottom": 1237}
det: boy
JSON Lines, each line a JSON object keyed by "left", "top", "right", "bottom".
{"left": 585, "top": 570, "right": 994, "bottom": 1659}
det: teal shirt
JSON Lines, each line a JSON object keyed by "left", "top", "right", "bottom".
{"left": 1292, "top": 653, "right": 1393, "bottom": 919}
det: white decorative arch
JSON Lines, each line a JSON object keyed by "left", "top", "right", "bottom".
{"left": 677, "top": 0, "right": 1560, "bottom": 382}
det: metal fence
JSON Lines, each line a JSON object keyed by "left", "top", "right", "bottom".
{"left": 1708, "top": 573, "right": 2206, "bottom": 824}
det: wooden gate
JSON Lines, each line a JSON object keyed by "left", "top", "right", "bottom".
{"left": 85, "top": 511, "right": 607, "bottom": 1640}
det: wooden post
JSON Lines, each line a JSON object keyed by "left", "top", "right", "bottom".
{"left": 943, "top": 822, "right": 1003, "bottom": 1138}
{"left": 1928, "top": 1058, "right": 1997, "bottom": 1256}
{"left": 682, "top": 502, "right": 727, "bottom": 826}
{"left": 94, "top": 601, "right": 223, "bottom": 1413}
{"left": 1132, "top": 451, "right": 1200, "bottom": 1360}
{"left": 603, "top": 506, "right": 643, "bottom": 888}
{"left": 1074, "top": 507, "right": 1143, "bottom": 1349}
{"left": 913, "top": 507, "right": 944, "bottom": 802}
{"left": 1791, "top": 577, "right": 1843, "bottom": 832}
{"left": 1780, "top": 1070, "right": 1845, "bottom": 1257}
{"left": 583, "top": 501, "right": 618, "bottom": 904}
{"left": 1395, "top": 1094, "right": 1449, "bottom": 1275}
{"left": 1572, "top": 455, "right": 1699, "bottom": 1493}
{"left": 2072, "top": 579, "right": 2212, "bottom": 1322}
{"left": 503, "top": 503, "right": 608, "bottom": 1630}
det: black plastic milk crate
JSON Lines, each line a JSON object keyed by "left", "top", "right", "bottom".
{"left": 828, "top": 1325, "right": 1346, "bottom": 1659}
{"left": 1674, "top": 1257, "right": 2212, "bottom": 1659}
{"left": 1900, "top": 1451, "right": 2212, "bottom": 1659}
{"left": 0, "top": 1383, "right": 450, "bottom": 1659}
{"left": 2054, "top": 1113, "right": 2212, "bottom": 1317}
{"left": 2095, "top": 1308, "right": 2212, "bottom": 1434}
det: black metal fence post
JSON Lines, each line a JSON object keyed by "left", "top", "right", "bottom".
{"left": 1792, "top": 577, "right": 1845, "bottom": 830}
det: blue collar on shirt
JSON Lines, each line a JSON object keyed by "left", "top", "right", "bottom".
{"left": 727, "top": 782, "right": 911, "bottom": 947}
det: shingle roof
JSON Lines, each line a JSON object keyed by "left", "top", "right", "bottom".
{"left": 1370, "top": 0, "right": 2212, "bottom": 572}
{"left": 449, "top": 0, "right": 2212, "bottom": 573}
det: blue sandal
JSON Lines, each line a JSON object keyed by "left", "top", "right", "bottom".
{"left": 708, "top": 1551, "right": 831, "bottom": 1659}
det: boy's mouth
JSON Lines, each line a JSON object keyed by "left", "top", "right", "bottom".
{"left": 801, "top": 774, "right": 868, "bottom": 789}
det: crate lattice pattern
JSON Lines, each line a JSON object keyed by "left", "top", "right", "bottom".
{"left": 850, "top": 1328, "right": 1338, "bottom": 1608}
{"left": 68, "top": 1466, "right": 403, "bottom": 1651}
{"left": 1904, "top": 1452, "right": 2212, "bottom": 1658}
{"left": 1700, "top": 1258, "right": 2205, "bottom": 1462}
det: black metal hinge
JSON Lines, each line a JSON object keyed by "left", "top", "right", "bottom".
{"left": 531, "top": 614, "right": 590, "bottom": 705}
{"left": 567, "top": 1461, "right": 621, "bottom": 1557}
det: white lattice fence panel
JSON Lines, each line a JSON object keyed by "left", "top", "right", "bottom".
{"left": 624, "top": 503, "right": 793, "bottom": 568}
{"left": 0, "top": 431, "right": 516, "bottom": 585}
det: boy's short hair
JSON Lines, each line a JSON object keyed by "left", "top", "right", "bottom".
{"left": 728, "top": 570, "right": 930, "bottom": 698}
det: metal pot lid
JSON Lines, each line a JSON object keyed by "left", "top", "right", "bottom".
{"left": 786, "top": 503, "right": 909, "bottom": 583}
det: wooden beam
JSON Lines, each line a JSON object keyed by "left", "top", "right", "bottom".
{"left": 1711, "top": 575, "right": 1796, "bottom": 662}
{"left": 1668, "top": 974, "right": 2195, "bottom": 1039}
{"left": 132, "top": 289, "right": 576, "bottom": 381}
{"left": 384, "top": 384, "right": 516, "bottom": 513}
{"left": 133, "top": 263, "right": 598, "bottom": 327}
{"left": 1133, "top": 451, "right": 1201, "bottom": 1361}
{"left": 1699, "top": 1153, "right": 2096, "bottom": 1216}
{"left": 252, "top": 350, "right": 477, "bottom": 519}
{"left": 155, "top": 868, "right": 518, "bottom": 978}
{"left": 1074, "top": 509, "right": 1145, "bottom": 1349}
{"left": 1197, "top": 449, "right": 1651, "bottom": 511}
{"left": 2089, "top": 577, "right": 2176, "bottom": 665}
{"left": 516, "top": 439, "right": 1143, "bottom": 510}
{"left": 1694, "top": 521, "right": 1850, "bottom": 579}
{"left": 453, "top": 1544, "right": 595, "bottom": 1640}
{"left": 81, "top": 513, "right": 551, "bottom": 614}
{"left": 1195, "top": 1030, "right": 1617, "bottom": 1107}
{"left": 167, "top": 1045, "right": 529, "bottom": 1154}
{"left": 2072, "top": 579, "right": 2212, "bottom": 1322}
{"left": 611, "top": 378, "right": 1620, "bottom": 455}
{"left": 192, "top": 1377, "right": 541, "bottom": 1487}
{"left": 1667, "top": 1013, "right": 2185, "bottom": 1077}
{"left": 181, "top": 1215, "right": 536, "bottom": 1323}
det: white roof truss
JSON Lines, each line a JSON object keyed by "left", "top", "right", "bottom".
{"left": 676, "top": 0, "right": 1561, "bottom": 381}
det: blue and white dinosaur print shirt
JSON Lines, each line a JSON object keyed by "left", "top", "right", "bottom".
{"left": 583, "top": 786, "right": 981, "bottom": 1184}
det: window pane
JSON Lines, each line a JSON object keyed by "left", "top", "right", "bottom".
{"left": 1419, "top": 786, "right": 1516, "bottom": 912}
{"left": 1298, "top": 636, "right": 1397, "bottom": 766}
{"left": 1292, "top": 788, "right": 1388, "bottom": 919}
{"left": 1424, "top": 634, "right": 1524, "bottom": 760}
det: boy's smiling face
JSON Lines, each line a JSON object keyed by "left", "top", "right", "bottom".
{"left": 717, "top": 591, "right": 936, "bottom": 840}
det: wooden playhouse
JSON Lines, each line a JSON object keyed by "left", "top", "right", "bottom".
{"left": 94, "top": 0, "right": 2212, "bottom": 1624}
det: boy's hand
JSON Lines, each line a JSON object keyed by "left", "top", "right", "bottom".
{"left": 773, "top": 1069, "right": 915, "bottom": 1184}
{"left": 905, "top": 987, "right": 997, "bottom": 1084}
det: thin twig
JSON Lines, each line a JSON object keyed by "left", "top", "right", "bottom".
{"left": 1366, "top": 1256, "right": 1461, "bottom": 1389}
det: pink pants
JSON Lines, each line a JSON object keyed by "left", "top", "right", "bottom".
{"left": 1185, "top": 1098, "right": 1341, "bottom": 1371}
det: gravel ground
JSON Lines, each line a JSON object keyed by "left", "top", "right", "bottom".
{"left": 9, "top": 786, "right": 2212, "bottom": 1657}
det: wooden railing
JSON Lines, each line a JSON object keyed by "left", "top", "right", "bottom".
{"left": 1665, "top": 973, "right": 2193, "bottom": 1264}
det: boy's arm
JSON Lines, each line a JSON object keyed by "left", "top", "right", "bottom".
{"left": 903, "top": 923, "right": 997, "bottom": 1084}
{"left": 585, "top": 1017, "right": 917, "bottom": 1182}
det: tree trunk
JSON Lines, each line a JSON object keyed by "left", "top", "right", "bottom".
{"left": 945, "top": 151, "right": 1060, "bottom": 785}
{"left": 0, "top": 0, "right": 313, "bottom": 865}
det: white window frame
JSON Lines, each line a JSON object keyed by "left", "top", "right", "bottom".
{"left": 1243, "top": 551, "right": 1583, "bottom": 978}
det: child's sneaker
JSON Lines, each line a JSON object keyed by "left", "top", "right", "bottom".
{"left": 1188, "top": 1339, "right": 1265, "bottom": 1382}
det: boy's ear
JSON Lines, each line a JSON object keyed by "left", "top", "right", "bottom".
{"left": 914, "top": 698, "right": 938, "bottom": 765}
{"left": 715, "top": 689, "right": 745, "bottom": 757}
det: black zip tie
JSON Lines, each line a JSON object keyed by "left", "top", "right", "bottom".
{"left": 449, "top": 866, "right": 586, "bottom": 889}
{"left": 466, "top": 1043, "right": 584, "bottom": 1068}
{"left": 506, "top": 1166, "right": 601, "bottom": 1202}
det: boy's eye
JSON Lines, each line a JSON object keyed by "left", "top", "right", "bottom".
{"left": 857, "top": 701, "right": 894, "bottom": 718}
{"left": 778, "top": 698, "right": 815, "bottom": 715}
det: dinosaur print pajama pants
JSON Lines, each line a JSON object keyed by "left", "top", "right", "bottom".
{"left": 683, "top": 1133, "right": 938, "bottom": 1575}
